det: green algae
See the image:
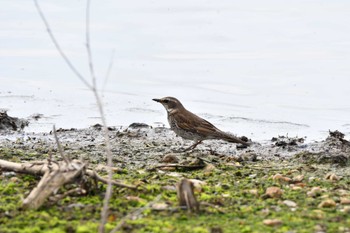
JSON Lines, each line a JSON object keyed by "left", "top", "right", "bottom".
{"left": 1, "top": 149, "right": 350, "bottom": 233}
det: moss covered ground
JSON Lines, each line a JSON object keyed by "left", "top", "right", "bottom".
{"left": 1, "top": 147, "right": 349, "bottom": 233}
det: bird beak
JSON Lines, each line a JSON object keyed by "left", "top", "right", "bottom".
{"left": 152, "top": 98, "right": 161, "bottom": 103}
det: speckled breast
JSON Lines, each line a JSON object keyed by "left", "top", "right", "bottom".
{"left": 167, "top": 115, "right": 201, "bottom": 141}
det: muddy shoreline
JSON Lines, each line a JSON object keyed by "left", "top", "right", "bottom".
{"left": 0, "top": 122, "right": 349, "bottom": 169}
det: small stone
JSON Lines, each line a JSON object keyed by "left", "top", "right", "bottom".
{"left": 263, "top": 219, "right": 282, "bottom": 226}
{"left": 340, "top": 198, "right": 350, "bottom": 205}
{"left": 2, "top": 172, "right": 16, "bottom": 177}
{"left": 204, "top": 164, "right": 216, "bottom": 173}
{"left": 151, "top": 202, "right": 169, "bottom": 211}
{"left": 307, "top": 187, "right": 322, "bottom": 197}
{"left": 188, "top": 179, "right": 206, "bottom": 192}
{"left": 248, "top": 189, "right": 259, "bottom": 196}
{"left": 162, "top": 185, "right": 176, "bottom": 191}
{"left": 312, "top": 210, "right": 325, "bottom": 220}
{"left": 290, "top": 185, "right": 302, "bottom": 191}
{"left": 294, "top": 182, "right": 306, "bottom": 188}
{"left": 128, "top": 123, "right": 149, "bottom": 128}
{"left": 314, "top": 224, "right": 326, "bottom": 232}
{"left": 272, "top": 173, "right": 283, "bottom": 180}
{"left": 337, "top": 189, "right": 349, "bottom": 196}
{"left": 272, "top": 173, "right": 291, "bottom": 183}
{"left": 265, "top": 187, "right": 283, "bottom": 198}
{"left": 167, "top": 172, "right": 182, "bottom": 178}
{"left": 324, "top": 173, "right": 340, "bottom": 181}
{"left": 293, "top": 175, "right": 304, "bottom": 182}
{"left": 283, "top": 200, "right": 297, "bottom": 208}
{"left": 286, "top": 169, "right": 299, "bottom": 175}
{"left": 9, "top": 177, "right": 19, "bottom": 183}
{"left": 239, "top": 152, "right": 257, "bottom": 161}
{"left": 161, "top": 154, "right": 179, "bottom": 163}
{"left": 125, "top": 196, "right": 145, "bottom": 203}
{"left": 318, "top": 199, "right": 336, "bottom": 208}
{"left": 341, "top": 206, "right": 350, "bottom": 213}
{"left": 249, "top": 173, "right": 257, "bottom": 179}
{"left": 210, "top": 226, "right": 223, "bottom": 233}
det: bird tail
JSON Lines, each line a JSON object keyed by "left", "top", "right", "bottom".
{"left": 216, "top": 131, "right": 251, "bottom": 146}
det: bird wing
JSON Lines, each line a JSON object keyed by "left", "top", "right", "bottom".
{"left": 173, "top": 110, "right": 221, "bottom": 137}
{"left": 172, "top": 109, "right": 250, "bottom": 145}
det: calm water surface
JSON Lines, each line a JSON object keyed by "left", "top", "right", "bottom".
{"left": 1, "top": 1, "right": 350, "bottom": 141}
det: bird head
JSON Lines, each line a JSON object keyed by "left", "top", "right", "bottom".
{"left": 152, "top": 97, "right": 184, "bottom": 113}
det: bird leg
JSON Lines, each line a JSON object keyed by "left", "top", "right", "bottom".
{"left": 184, "top": 140, "right": 203, "bottom": 152}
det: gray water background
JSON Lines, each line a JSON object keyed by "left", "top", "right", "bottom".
{"left": 1, "top": 1, "right": 350, "bottom": 142}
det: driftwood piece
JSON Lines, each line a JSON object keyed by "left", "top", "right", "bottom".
{"left": 148, "top": 164, "right": 206, "bottom": 171}
{"left": 0, "top": 159, "right": 137, "bottom": 209}
{"left": 22, "top": 160, "right": 85, "bottom": 209}
{"left": 176, "top": 179, "right": 199, "bottom": 212}
{"left": 0, "top": 159, "right": 53, "bottom": 174}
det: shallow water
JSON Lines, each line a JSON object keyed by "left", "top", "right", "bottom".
{"left": 1, "top": 0, "right": 350, "bottom": 141}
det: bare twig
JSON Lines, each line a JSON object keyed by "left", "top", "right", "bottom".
{"left": 110, "top": 195, "right": 162, "bottom": 233}
{"left": 85, "top": 169, "right": 137, "bottom": 189}
{"left": 85, "top": 0, "right": 97, "bottom": 88}
{"left": 102, "top": 49, "right": 115, "bottom": 93}
{"left": 84, "top": 0, "right": 111, "bottom": 231}
{"left": 53, "top": 125, "right": 70, "bottom": 164}
{"left": 84, "top": 1, "right": 114, "bottom": 231}
{"left": 33, "top": 1, "right": 116, "bottom": 231}
{"left": 148, "top": 164, "right": 206, "bottom": 171}
{"left": 94, "top": 91, "right": 114, "bottom": 233}
{"left": 33, "top": 0, "right": 92, "bottom": 89}
{"left": 85, "top": 0, "right": 115, "bottom": 230}
{"left": 176, "top": 179, "right": 199, "bottom": 213}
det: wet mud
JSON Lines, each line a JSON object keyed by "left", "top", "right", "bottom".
{"left": 0, "top": 121, "right": 348, "bottom": 169}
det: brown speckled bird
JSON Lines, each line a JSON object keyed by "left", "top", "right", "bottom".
{"left": 153, "top": 96, "right": 250, "bottom": 151}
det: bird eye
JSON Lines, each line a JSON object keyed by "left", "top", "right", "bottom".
{"left": 164, "top": 99, "right": 169, "bottom": 103}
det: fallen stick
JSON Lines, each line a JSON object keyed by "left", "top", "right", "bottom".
{"left": 22, "top": 160, "right": 85, "bottom": 209}
{"left": 177, "top": 179, "right": 199, "bottom": 213}
{"left": 148, "top": 164, "right": 206, "bottom": 171}
{"left": 0, "top": 159, "right": 137, "bottom": 209}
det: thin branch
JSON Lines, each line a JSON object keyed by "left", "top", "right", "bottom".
{"left": 95, "top": 92, "right": 114, "bottom": 233}
{"left": 148, "top": 164, "right": 206, "bottom": 171}
{"left": 52, "top": 125, "right": 71, "bottom": 164}
{"left": 33, "top": 1, "right": 116, "bottom": 230}
{"left": 85, "top": 170, "right": 137, "bottom": 189}
{"left": 33, "top": 0, "right": 92, "bottom": 90}
{"left": 102, "top": 49, "right": 115, "bottom": 93}
{"left": 0, "top": 159, "right": 135, "bottom": 190}
{"left": 83, "top": 1, "right": 113, "bottom": 231}
{"left": 85, "top": 0, "right": 98, "bottom": 89}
